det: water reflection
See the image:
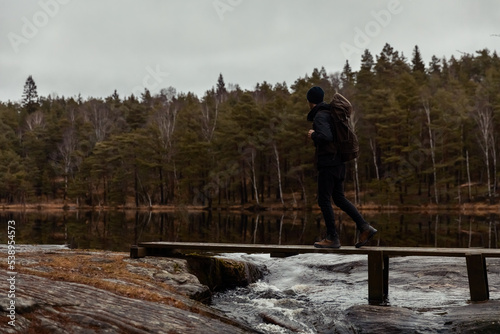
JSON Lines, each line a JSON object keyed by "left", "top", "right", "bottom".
{"left": 0, "top": 210, "right": 498, "bottom": 251}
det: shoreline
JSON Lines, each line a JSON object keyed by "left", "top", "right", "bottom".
{"left": 1, "top": 202, "right": 500, "bottom": 215}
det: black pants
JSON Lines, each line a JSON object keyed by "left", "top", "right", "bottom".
{"left": 317, "top": 165, "right": 367, "bottom": 237}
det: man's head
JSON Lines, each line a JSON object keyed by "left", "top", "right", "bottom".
{"left": 306, "top": 86, "right": 324, "bottom": 109}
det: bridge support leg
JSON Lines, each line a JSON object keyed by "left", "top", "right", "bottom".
{"left": 368, "top": 251, "right": 388, "bottom": 304}
{"left": 130, "top": 245, "right": 147, "bottom": 258}
{"left": 466, "top": 253, "right": 489, "bottom": 302}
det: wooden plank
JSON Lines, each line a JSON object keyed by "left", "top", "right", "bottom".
{"left": 138, "top": 242, "right": 367, "bottom": 255}
{"left": 136, "top": 242, "right": 500, "bottom": 258}
{"left": 466, "top": 253, "right": 489, "bottom": 302}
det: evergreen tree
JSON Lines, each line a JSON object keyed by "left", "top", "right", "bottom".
{"left": 429, "top": 55, "right": 442, "bottom": 74}
{"left": 340, "top": 60, "right": 355, "bottom": 89}
{"left": 411, "top": 45, "right": 426, "bottom": 73}
{"left": 22, "top": 75, "right": 39, "bottom": 114}
{"left": 216, "top": 73, "right": 227, "bottom": 103}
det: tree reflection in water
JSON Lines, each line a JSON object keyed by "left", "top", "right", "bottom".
{"left": 1, "top": 210, "right": 498, "bottom": 251}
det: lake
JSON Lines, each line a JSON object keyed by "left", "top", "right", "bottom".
{"left": 1, "top": 209, "right": 498, "bottom": 250}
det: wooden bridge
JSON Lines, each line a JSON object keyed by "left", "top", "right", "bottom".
{"left": 130, "top": 242, "right": 500, "bottom": 305}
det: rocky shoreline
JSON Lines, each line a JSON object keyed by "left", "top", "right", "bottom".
{"left": 0, "top": 245, "right": 264, "bottom": 333}
{"left": 1, "top": 245, "right": 499, "bottom": 333}
{"left": 3, "top": 201, "right": 500, "bottom": 215}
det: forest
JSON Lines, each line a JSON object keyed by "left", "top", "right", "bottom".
{"left": 1, "top": 43, "right": 500, "bottom": 210}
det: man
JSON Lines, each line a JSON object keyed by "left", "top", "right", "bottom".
{"left": 306, "top": 86, "right": 377, "bottom": 248}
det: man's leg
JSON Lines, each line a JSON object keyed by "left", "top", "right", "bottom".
{"left": 331, "top": 165, "right": 366, "bottom": 229}
{"left": 315, "top": 167, "right": 340, "bottom": 248}
{"left": 317, "top": 167, "right": 337, "bottom": 237}
{"left": 331, "top": 165, "right": 377, "bottom": 247}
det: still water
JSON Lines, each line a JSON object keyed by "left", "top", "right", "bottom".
{"left": 1, "top": 209, "right": 498, "bottom": 250}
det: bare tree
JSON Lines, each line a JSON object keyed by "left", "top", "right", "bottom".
{"left": 249, "top": 148, "right": 259, "bottom": 205}
{"left": 349, "top": 107, "right": 361, "bottom": 204}
{"left": 56, "top": 127, "right": 78, "bottom": 199}
{"left": 84, "top": 99, "right": 114, "bottom": 143}
{"left": 272, "top": 142, "right": 284, "bottom": 206}
{"left": 466, "top": 150, "right": 472, "bottom": 201}
{"left": 153, "top": 101, "right": 178, "bottom": 152}
{"left": 472, "top": 105, "right": 494, "bottom": 202}
{"left": 200, "top": 90, "right": 219, "bottom": 142}
{"left": 423, "top": 98, "right": 439, "bottom": 205}
{"left": 369, "top": 138, "right": 380, "bottom": 181}
{"left": 25, "top": 110, "right": 45, "bottom": 132}
{"left": 151, "top": 89, "right": 180, "bottom": 204}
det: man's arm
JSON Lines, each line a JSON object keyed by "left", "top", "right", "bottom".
{"left": 310, "top": 111, "right": 333, "bottom": 144}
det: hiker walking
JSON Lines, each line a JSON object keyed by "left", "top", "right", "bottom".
{"left": 306, "top": 86, "right": 377, "bottom": 248}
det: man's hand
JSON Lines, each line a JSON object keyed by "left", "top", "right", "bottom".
{"left": 308, "top": 129, "right": 315, "bottom": 138}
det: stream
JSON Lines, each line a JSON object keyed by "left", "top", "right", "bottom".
{"left": 211, "top": 253, "right": 498, "bottom": 333}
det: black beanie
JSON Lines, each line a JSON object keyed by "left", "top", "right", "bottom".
{"left": 306, "top": 86, "right": 324, "bottom": 104}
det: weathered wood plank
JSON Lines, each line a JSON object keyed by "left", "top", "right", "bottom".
{"left": 136, "top": 242, "right": 500, "bottom": 258}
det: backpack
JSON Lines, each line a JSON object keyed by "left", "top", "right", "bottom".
{"left": 328, "top": 93, "right": 359, "bottom": 162}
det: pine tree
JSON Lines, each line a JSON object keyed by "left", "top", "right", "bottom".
{"left": 429, "top": 55, "right": 442, "bottom": 74}
{"left": 411, "top": 45, "right": 426, "bottom": 73}
{"left": 340, "top": 60, "right": 355, "bottom": 89}
{"left": 22, "top": 75, "right": 39, "bottom": 114}
{"left": 216, "top": 73, "right": 226, "bottom": 97}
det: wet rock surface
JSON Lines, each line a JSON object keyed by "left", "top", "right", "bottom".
{"left": 125, "top": 256, "right": 212, "bottom": 303}
{"left": 186, "top": 254, "right": 267, "bottom": 292}
{"left": 0, "top": 271, "right": 260, "bottom": 334}
{"left": 345, "top": 301, "right": 500, "bottom": 333}
{"left": 0, "top": 246, "right": 262, "bottom": 333}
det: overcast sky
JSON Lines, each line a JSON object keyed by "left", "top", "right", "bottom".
{"left": 1, "top": 0, "right": 499, "bottom": 102}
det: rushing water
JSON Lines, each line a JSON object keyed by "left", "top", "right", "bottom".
{"left": 211, "top": 253, "right": 498, "bottom": 333}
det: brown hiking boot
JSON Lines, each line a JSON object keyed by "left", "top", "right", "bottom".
{"left": 355, "top": 225, "right": 377, "bottom": 248}
{"left": 314, "top": 235, "right": 341, "bottom": 248}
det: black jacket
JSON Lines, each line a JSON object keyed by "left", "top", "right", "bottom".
{"left": 307, "top": 102, "right": 343, "bottom": 168}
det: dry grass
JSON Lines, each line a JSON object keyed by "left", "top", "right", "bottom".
{"left": 0, "top": 250, "right": 189, "bottom": 307}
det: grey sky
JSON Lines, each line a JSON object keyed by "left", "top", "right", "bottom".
{"left": 1, "top": 0, "right": 499, "bottom": 102}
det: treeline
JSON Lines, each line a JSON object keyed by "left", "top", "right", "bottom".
{"left": 1, "top": 43, "right": 500, "bottom": 208}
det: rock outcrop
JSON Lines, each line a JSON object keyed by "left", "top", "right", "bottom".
{"left": 0, "top": 270, "right": 261, "bottom": 333}
{"left": 0, "top": 247, "right": 263, "bottom": 333}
